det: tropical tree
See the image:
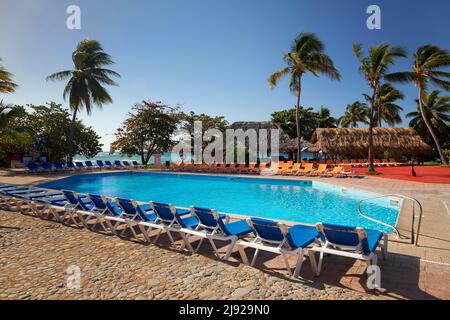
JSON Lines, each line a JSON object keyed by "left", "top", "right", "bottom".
{"left": 386, "top": 45, "right": 450, "bottom": 164}
{"left": 353, "top": 43, "right": 407, "bottom": 172}
{"left": 407, "top": 90, "right": 450, "bottom": 156}
{"left": 0, "top": 58, "right": 17, "bottom": 93}
{"left": 364, "top": 83, "right": 404, "bottom": 127}
{"left": 316, "top": 106, "right": 338, "bottom": 128}
{"left": 0, "top": 101, "right": 31, "bottom": 165}
{"left": 180, "top": 111, "right": 228, "bottom": 149}
{"left": 339, "top": 101, "right": 369, "bottom": 128}
{"left": 25, "top": 103, "right": 103, "bottom": 162}
{"left": 269, "top": 32, "right": 340, "bottom": 161}
{"left": 111, "top": 101, "right": 181, "bottom": 165}
{"left": 271, "top": 106, "right": 337, "bottom": 140}
{"left": 46, "top": 39, "right": 120, "bottom": 161}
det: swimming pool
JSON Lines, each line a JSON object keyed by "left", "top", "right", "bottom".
{"left": 40, "top": 172, "right": 401, "bottom": 233}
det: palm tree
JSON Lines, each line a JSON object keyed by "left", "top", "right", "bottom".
{"left": 316, "top": 106, "right": 338, "bottom": 128}
{"left": 353, "top": 43, "right": 407, "bottom": 172}
{"left": 364, "top": 83, "right": 404, "bottom": 127}
{"left": 46, "top": 39, "right": 120, "bottom": 161}
{"left": 386, "top": 45, "right": 450, "bottom": 165}
{"left": 407, "top": 90, "right": 450, "bottom": 152}
{"left": 339, "top": 101, "right": 369, "bottom": 128}
{"left": 269, "top": 32, "right": 340, "bottom": 161}
{"left": 0, "top": 58, "right": 18, "bottom": 93}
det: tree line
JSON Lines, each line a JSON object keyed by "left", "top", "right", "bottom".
{"left": 1, "top": 33, "right": 449, "bottom": 168}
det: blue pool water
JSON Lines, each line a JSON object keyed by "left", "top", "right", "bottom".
{"left": 40, "top": 172, "right": 400, "bottom": 233}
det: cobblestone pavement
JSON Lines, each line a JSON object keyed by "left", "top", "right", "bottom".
{"left": 0, "top": 210, "right": 381, "bottom": 300}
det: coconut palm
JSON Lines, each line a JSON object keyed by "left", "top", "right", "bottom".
{"left": 0, "top": 59, "right": 18, "bottom": 93}
{"left": 46, "top": 39, "right": 120, "bottom": 161}
{"left": 353, "top": 43, "right": 407, "bottom": 172}
{"left": 316, "top": 106, "right": 338, "bottom": 128}
{"left": 364, "top": 83, "right": 404, "bottom": 127}
{"left": 339, "top": 101, "right": 369, "bottom": 128}
{"left": 269, "top": 32, "right": 340, "bottom": 161}
{"left": 407, "top": 90, "right": 450, "bottom": 152}
{"left": 386, "top": 45, "right": 450, "bottom": 164}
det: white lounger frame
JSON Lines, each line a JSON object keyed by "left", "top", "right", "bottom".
{"left": 309, "top": 223, "right": 388, "bottom": 276}
{"left": 235, "top": 220, "right": 318, "bottom": 278}
{"left": 178, "top": 208, "right": 245, "bottom": 260}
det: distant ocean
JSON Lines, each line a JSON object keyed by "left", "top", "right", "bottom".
{"left": 74, "top": 151, "right": 314, "bottom": 164}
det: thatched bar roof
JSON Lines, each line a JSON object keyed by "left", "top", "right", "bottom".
{"left": 279, "top": 137, "right": 315, "bottom": 153}
{"left": 310, "top": 128, "right": 432, "bottom": 158}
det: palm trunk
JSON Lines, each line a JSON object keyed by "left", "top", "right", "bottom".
{"left": 68, "top": 107, "right": 78, "bottom": 162}
{"left": 295, "top": 79, "right": 302, "bottom": 163}
{"left": 368, "top": 87, "right": 377, "bottom": 173}
{"left": 418, "top": 87, "right": 448, "bottom": 165}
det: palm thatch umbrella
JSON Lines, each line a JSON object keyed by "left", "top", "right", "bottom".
{"left": 309, "top": 128, "right": 432, "bottom": 159}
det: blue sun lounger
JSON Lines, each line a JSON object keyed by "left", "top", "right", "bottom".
{"left": 75, "top": 162, "right": 86, "bottom": 170}
{"left": 113, "top": 198, "right": 158, "bottom": 239}
{"left": 132, "top": 161, "right": 142, "bottom": 169}
{"left": 104, "top": 161, "right": 113, "bottom": 169}
{"left": 85, "top": 161, "right": 96, "bottom": 170}
{"left": 41, "top": 162, "right": 53, "bottom": 172}
{"left": 114, "top": 160, "right": 124, "bottom": 169}
{"left": 236, "top": 217, "right": 319, "bottom": 277}
{"left": 178, "top": 206, "right": 253, "bottom": 259}
{"left": 147, "top": 202, "right": 193, "bottom": 244}
{"left": 66, "top": 161, "right": 76, "bottom": 171}
{"left": 27, "top": 161, "right": 41, "bottom": 174}
{"left": 29, "top": 194, "right": 69, "bottom": 220}
{"left": 60, "top": 190, "right": 93, "bottom": 226}
{"left": 309, "top": 223, "right": 388, "bottom": 276}
{"left": 53, "top": 161, "right": 68, "bottom": 172}
{"left": 122, "top": 161, "right": 132, "bottom": 169}
{"left": 96, "top": 160, "right": 105, "bottom": 169}
{"left": 3, "top": 188, "right": 63, "bottom": 212}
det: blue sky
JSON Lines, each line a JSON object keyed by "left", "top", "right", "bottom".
{"left": 1, "top": 0, "right": 449, "bottom": 150}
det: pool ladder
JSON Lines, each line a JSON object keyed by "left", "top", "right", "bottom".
{"left": 358, "top": 194, "right": 423, "bottom": 246}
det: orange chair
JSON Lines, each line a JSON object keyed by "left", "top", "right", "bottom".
{"left": 296, "top": 163, "right": 314, "bottom": 176}
{"left": 281, "top": 163, "right": 300, "bottom": 175}
{"left": 310, "top": 164, "right": 328, "bottom": 176}
{"left": 324, "top": 166, "right": 343, "bottom": 177}
{"left": 248, "top": 162, "right": 259, "bottom": 174}
{"left": 342, "top": 165, "right": 354, "bottom": 178}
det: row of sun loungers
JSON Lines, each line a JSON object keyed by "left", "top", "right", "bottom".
{"left": 27, "top": 160, "right": 144, "bottom": 174}
{"left": 0, "top": 183, "right": 388, "bottom": 280}
{"left": 168, "top": 161, "right": 359, "bottom": 178}
{"left": 328, "top": 158, "right": 402, "bottom": 167}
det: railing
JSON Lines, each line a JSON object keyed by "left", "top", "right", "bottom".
{"left": 358, "top": 194, "right": 423, "bottom": 246}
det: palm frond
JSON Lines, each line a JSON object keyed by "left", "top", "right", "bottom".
{"left": 268, "top": 67, "right": 290, "bottom": 89}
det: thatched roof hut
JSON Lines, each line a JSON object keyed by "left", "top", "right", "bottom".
{"left": 279, "top": 137, "right": 315, "bottom": 153}
{"left": 310, "top": 128, "right": 432, "bottom": 158}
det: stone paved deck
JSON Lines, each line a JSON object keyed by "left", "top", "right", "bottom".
{"left": 1, "top": 169, "right": 450, "bottom": 300}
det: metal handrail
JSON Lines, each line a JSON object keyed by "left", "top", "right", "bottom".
{"left": 358, "top": 194, "right": 423, "bottom": 246}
